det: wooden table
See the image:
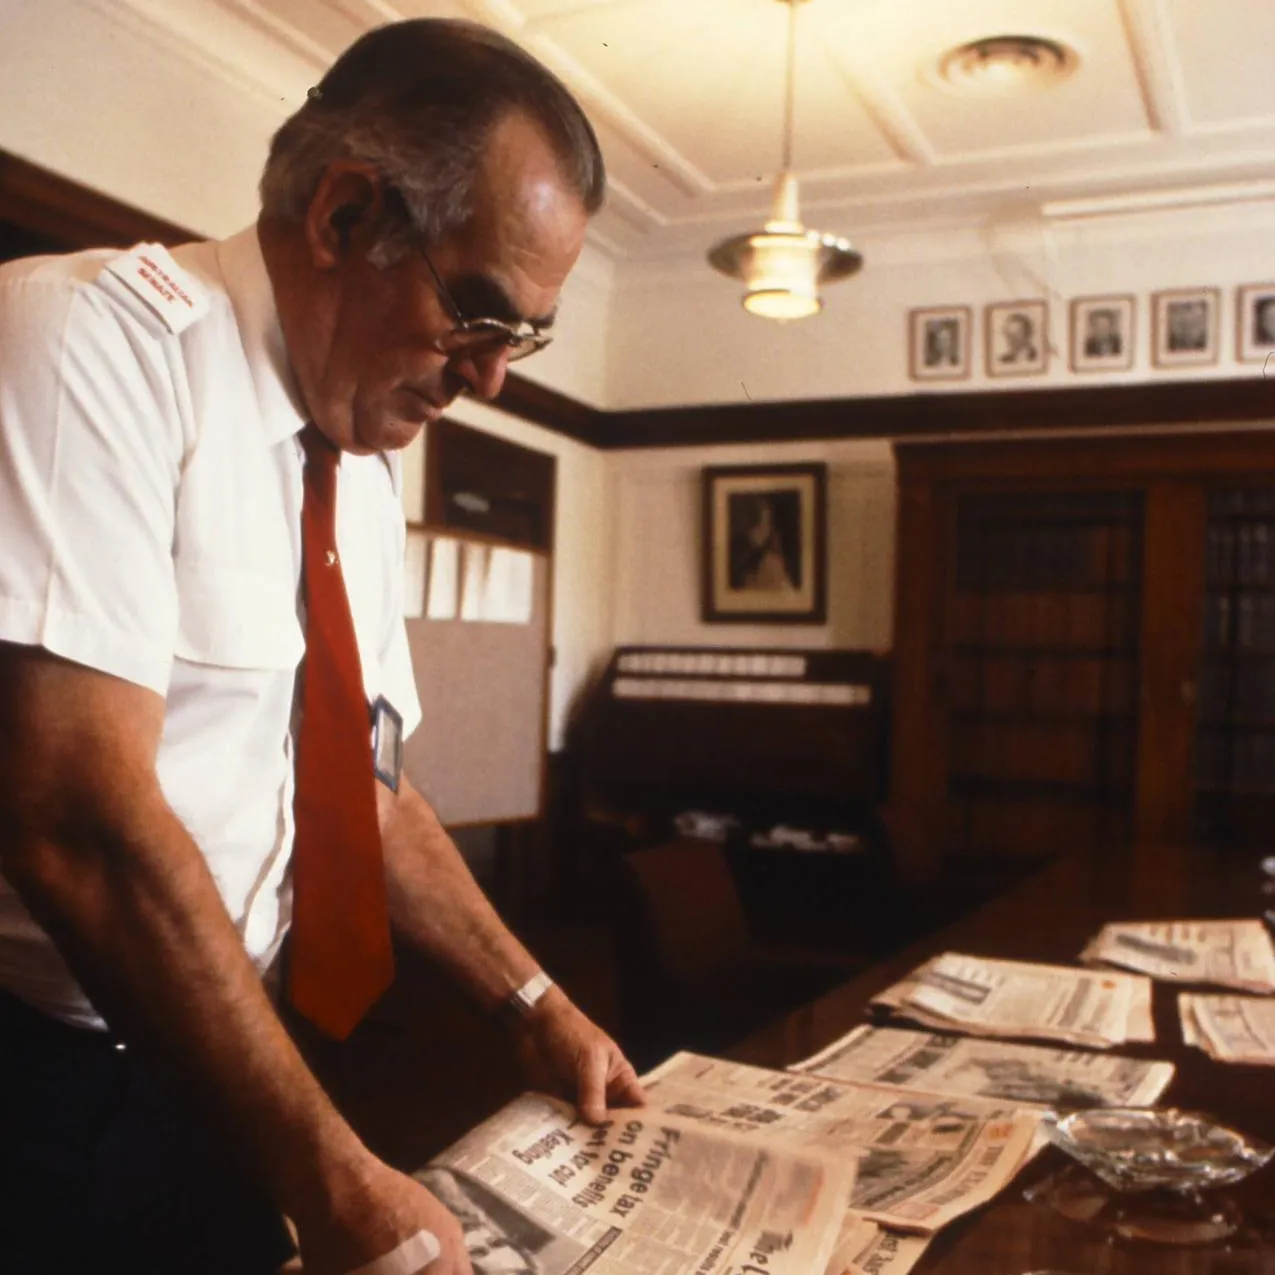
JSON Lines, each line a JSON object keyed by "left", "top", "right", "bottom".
{"left": 730, "top": 844, "right": 1275, "bottom": 1273}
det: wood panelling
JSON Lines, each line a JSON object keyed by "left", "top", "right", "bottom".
{"left": 0, "top": 152, "right": 191, "bottom": 249}
{"left": 888, "top": 431, "right": 1275, "bottom": 880}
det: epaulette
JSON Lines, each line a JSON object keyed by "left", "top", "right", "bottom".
{"left": 93, "top": 242, "right": 211, "bottom": 338}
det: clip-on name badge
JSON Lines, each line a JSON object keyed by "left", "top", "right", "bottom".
{"left": 370, "top": 696, "right": 403, "bottom": 792}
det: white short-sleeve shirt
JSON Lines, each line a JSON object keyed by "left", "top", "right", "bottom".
{"left": 0, "top": 225, "right": 422, "bottom": 1028}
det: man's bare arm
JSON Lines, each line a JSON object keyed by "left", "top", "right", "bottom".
{"left": 0, "top": 644, "right": 471, "bottom": 1275}
{"left": 380, "top": 777, "right": 644, "bottom": 1121}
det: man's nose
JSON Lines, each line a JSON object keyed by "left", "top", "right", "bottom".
{"left": 454, "top": 346, "right": 513, "bottom": 402}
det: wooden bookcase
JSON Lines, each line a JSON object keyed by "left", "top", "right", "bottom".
{"left": 889, "top": 431, "right": 1275, "bottom": 880}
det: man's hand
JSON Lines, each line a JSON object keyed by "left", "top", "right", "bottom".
{"left": 293, "top": 1160, "right": 473, "bottom": 1275}
{"left": 512, "top": 988, "right": 645, "bottom": 1124}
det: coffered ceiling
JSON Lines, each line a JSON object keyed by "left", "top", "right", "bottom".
{"left": 102, "top": 0, "right": 1275, "bottom": 272}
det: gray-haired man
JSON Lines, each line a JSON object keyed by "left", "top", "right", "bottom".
{"left": 0, "top": 19, "right": 642, "bottom": 1275}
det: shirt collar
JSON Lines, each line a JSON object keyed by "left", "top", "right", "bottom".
{"left": 216, "top": 224, "right": 309, "bottom": 448}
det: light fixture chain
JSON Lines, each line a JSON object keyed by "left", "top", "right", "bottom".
{"left": 781, "top": 0, "right": 798, "bottom": 172}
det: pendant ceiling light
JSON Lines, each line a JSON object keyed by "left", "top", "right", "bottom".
{"left": 708, "top": 0, "right": 862, "bottom": 320}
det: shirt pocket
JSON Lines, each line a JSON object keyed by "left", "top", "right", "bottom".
{"left": 173, "top": 556, "right": 303, "bottom": 670}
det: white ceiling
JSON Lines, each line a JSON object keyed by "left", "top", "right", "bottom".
{"left": 103, "top": 0, "right": 1275, "bottom": 274}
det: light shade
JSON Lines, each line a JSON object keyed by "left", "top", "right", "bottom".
{"left": 708, "top": 172, "right": 862, "bottom": 321}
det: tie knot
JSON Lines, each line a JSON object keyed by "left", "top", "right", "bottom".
{"left": 301, "top": 423, "right": 340, "bottom": 473}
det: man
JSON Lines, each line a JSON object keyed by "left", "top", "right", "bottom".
{"left": 924, "top": 318, "right": 959, "bottom": 367}
{"left": 997, "top": 312, "right": 1037, "bottom": 365}
{"left": 1083, "top": 307, "right": 1122, "bottom": 358}
{"left": 0, "top": 19, "right": 642, "bottom": 1275}
{"left": 1166, "top": 298, "right": 1208, "bottom": 352}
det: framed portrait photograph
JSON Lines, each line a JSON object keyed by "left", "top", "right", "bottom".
{"left": 908, "top": 305, "right": 971, "bottom": 381}
{"left": 985, "top": 300, "right": 1048, "bottom": 377}
{"left": 702, "top": 463, "right": 827, "bottom": 624}
{"left": 1153, "top": 288, "right": 1219, "bottom": 368}
{"left": 1237, "top": 284, "right": 1275, "bottom": 363}
{"left": 1070, "top": 295, "right": 1135, "bottom": 373}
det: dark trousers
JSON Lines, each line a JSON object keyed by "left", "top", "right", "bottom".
{"left": 0, "top": 989, "right": 295, "bottom": 1275}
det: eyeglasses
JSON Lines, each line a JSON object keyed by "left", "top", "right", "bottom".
{"left": 417, "top": 245, "right": 553, "bottom": 363}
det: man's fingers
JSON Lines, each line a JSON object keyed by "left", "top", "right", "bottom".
{"left": 608, "top": 1060, "right": 647, "bottom": 1109}
{"left": 576, "top": 1045, "right": 610, "bottom": 1124}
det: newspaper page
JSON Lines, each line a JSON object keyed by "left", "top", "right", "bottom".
{"left": 420, "top": 1091, "right": 851, "bottom": 1275}
{"left": 1082, "top": 919, "right": 1275, "bottom": 992}
{"left": 1179, "top": 993, "right": 1275, "bottom": 1064}
{"left": 871, "top": 952, "right": 1155, "bottom": 1048}
{"left": 792, "top": 1025, "right": 1175, "bottom": 1110}
{"left": 643, "top": 1051, "right": 1039, "bottom": 1233}
{"left": 824, "top": 1216, "right": 929, "bottom": 1275}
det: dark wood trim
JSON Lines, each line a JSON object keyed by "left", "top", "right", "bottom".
{"left": 493, "top": 374, "right": 601, "bottom": 445}
{"left": 601, "top": 378, "right": 1275, "bottom": 449}
{"left": 8, "top": 148, "right": 1275, "bottom": 454}
{"left": 0, "top": 152, "right": 191, "bottom": 249}
{"left": 894, "top": 428, "right": 1275, "bottom": 483}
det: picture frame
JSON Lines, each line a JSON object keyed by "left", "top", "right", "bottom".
{"left": 1069, "top": 295, "right": 1135, "bottom": 373}
{"left": 701, "top": 463, "right": 827, "bottom": 624}
{"left": 1152, "top": 287, "right": 1219, "bottom": 368}
{"left": 985, "top": 300, "right": 1049, "bottom": 378}
{"left": 908, "top": 305, "right": 971, "bottom": 381}
{"left": 1237, "top": 283, "right": 1275, "bottom": 364}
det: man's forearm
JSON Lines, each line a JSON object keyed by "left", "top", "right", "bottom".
{"left": 379, "top": 779, "right": 541, "bottom": 1013}
{"left": 5, "top": 792, "right": 370, "bottom": 1229}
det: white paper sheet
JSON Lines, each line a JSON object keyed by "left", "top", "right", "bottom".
{"left": 403, "top": 529, "right": 427, "bottom": 619}
{"left": 482, "top": 547, "right": 535, "bottom": 624}
{"left": 426, "top": 536, "right": 459, "bottom": 620}
{"left": 459, "top": 541, "right": 489, "bottom": 621}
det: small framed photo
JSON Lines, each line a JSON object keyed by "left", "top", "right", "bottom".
{"left": 1070, "top": 295, "right": 1135, "bottom": 373}
{"left": 909, "top": 306, "right": 971, "bottom": 381}
{"left": 985, "top": 300, "right": 1048, "bottom": 377}
{"left": 1237, "top": 284, "right": 1275, "bottom": 363}
{"left": 1152, "top": 288, "right": 1219, "bottom": 368}
{"left": 702, "top": 463, "right": 827, "bottom": 624}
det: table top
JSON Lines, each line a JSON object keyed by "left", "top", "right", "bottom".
{"left": 730, "top": 844, "right": 1275, "bottom": 1274}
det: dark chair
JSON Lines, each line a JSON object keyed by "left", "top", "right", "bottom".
{"left": 611, "top": 837, "right": 866, "bottom": 1072}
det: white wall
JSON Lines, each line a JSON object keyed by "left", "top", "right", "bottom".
{"left": 609, "top": 440, "right": 896, "bottom": 654}
{"left": 607, "top": 202, "right": 1275, "bottom": 410}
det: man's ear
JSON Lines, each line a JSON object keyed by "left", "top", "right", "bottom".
{"left": 304, "top": 163, "right": 386, "bottom": 269}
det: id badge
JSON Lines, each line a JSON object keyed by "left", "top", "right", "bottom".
{"left": 370, "top": 695, "right": 403, "bottom": 792}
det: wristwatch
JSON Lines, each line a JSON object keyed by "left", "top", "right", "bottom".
{"left": 500, "top": 970, "right": 555, "bottom": 1023}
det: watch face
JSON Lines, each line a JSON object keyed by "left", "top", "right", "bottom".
{"left": 371, "top": 695, "right": 403, "bottom": 791}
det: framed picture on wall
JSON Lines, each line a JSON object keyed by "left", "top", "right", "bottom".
{"left": 1070, "top": 295, "right": 1135, "bottom": 373}
{"left": 1153, "top": 287, "right": 1219, "bottom": 368}
{"left": 985, "top": 300, "right": 1048, "bottom": 377}
{"left": 701, "top": 463, "right": 827, "bottom": 624}
{"left": 908, "top": 305, "right": 971, "bottom": 381}
{"left": 1237, "top": 283, "right": 1275, "bottom": 364}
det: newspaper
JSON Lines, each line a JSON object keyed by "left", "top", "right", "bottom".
{"left": 1081, "top": 919, "right": 1275, "bottom": 993}
{"left": 642, "top": 1051, "right": 1040, "bottom": 1233}
{"left": 792, "top": 1025, "right": 1175, "bottom": 1110}
{"left": 1180, "top": 993, "right": 1275, "bottom": 1064}
{"left": 824, "top": 1216, "right": 929, "bottom": 1275}
{"left": 420, "top": 1090, "right": 851, "bottom": 1275}
{"left": 870, "top": 952, "right": 1155, "bottom": 1048}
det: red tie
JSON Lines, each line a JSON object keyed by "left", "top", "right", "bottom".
{"left": 288, "top": 425, "right": 394, "bottom": 1039}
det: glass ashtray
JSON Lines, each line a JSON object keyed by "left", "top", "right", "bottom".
{"left": 1049, "top": 1107, "right": 1273, "bottom": 1193}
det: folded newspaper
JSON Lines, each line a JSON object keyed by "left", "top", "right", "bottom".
{"left": 418, "top": 1089, "right": 850, "bottom": 1275}
{"left": 415, "top": 1051, "right": 1041, "bottom": 1275}
{"left": 792, "top": 1025, "right": 1175, "bottom": 1110}
{"left": 1081, "top": 919, "right": 1275, "bottom": 993}
{"left": 870, "top": 952, "right": 1155, "bottom": 1048}
{"left": 640, "top": 1052, "right": 1039, "bottom": 1234}
{"left": 1181, "top": 992, "right": 1275, "bottom": 1064}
